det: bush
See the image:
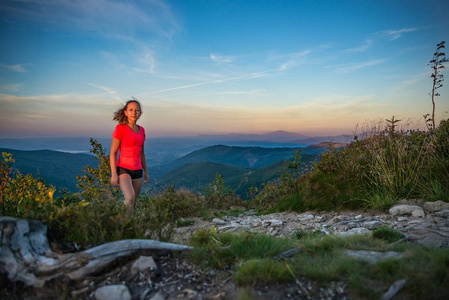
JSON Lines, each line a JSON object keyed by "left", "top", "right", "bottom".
{"left": 372, "top": 226, "right": 404, "bottom": 243}
{"left": 204, "top": 173, "right": 238, "bottom": 210}
{"left": 139, "top": 185, "right": 205, "bottom": 241}
{"left": 275, "top": 119, "right": 449, "bottom": 211}
{"left": 1, "top": 152, "right": 55, "bottom": 220}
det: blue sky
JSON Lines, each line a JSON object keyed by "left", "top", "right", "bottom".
{"left": 0, "top": 0, "right": 448, "bottom": 138}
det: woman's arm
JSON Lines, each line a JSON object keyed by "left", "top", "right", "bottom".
{"left": 110, "top": 138, "right": 121, "bottom": 186}
{"left": 141, "top": 144, "right": 149, "bottom": 184}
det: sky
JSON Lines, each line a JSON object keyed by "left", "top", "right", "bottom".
{"left": 0, "top": 0, "right": 448, "bottom": 139}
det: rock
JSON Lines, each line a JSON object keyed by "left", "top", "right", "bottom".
{"left": 217, "top": 225, "right": 240, "bottom": 232}
{"left": 212, "top": 218, "right": 226, "bottom": 225}
{"left": 397, "top": 216, "right": 408, "bottom": 222}
{"left": 405, "top": 230, "right": 449, "bottom": 247}
{"left": 344, "top": 250, "right": 404, "bottom": 264}
{"left": 381, "top": 279, "right": 407, "bottom": 300}
{"left": 182, "top": 288, "right": 199, "bottom": 299}
{"left": 131, "top": 256, "right": 158, "bottom": 275}
{"left": 329, "top": 215, "right": 345, "bottom": 223}
{"left": 364, "top": 221, "right": 382, "bottom": 230}
{"left": 300, "top": 214, "right": 314, "bottom": 221}
{"left": 412, "top": 209, "right": 425, "bottom": 218}
{"left": 389, "top": 205, "right": 422, "bottom": 216}
{"left": 423, "top": 201, "right": 449, "bottom": 212}
{"left": 339, "top": 227, "right": 371, "bottom": 237}
{"left": 95, "top": 285, "right": 131, "bottom": 300}
{"left": 264, "top": 219, "right": 283, "bottom": 226}
{"left": 149, "top": 292, "right": 165, "bottom": 300}
{"left": 435, "top": 210, "right": 449, "bottom": 218}
{"left": 397, "top": 199, "right": 410, "bottom": 205}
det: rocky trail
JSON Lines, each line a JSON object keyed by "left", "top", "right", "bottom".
{"left": 1, "top": 199, "right": 448, "bottom": 300}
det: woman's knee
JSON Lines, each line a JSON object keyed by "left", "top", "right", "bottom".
{"left": 124, "top": 194, "right": 135, "bottom": 205}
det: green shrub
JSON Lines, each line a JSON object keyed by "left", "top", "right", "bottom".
{"left": 274, "top": 193, "right": 305, "bottom": 212}
{"left": 76, "top": 138, "right": 120, "bottom": 202}
{"left": 48, "top": 198, "right": 145, "bottom": 247}
{"left": 234, "top": 259, "right": 292, "bottom": 286}
{"left": 204, "top": 173, "right": 238, "bottom": 209}
{"left": 372, "top": 226, "right": 404, "bottom": 243}
{"left": 139, "top": 185, "right": 205, "bottom": 241}
{"left": 1, "top": 152, "right": 56, "bottom": 220}
{"left": 189, "top": 230, "right": 299, "bottom": 269}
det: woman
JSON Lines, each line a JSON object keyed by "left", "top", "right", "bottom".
{"left": 110, "top": 99, "right": 149, "bottom": 214}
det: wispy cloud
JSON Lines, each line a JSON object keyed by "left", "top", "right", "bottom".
{"left": 152, "top": 71, "right": 273, "bottom": 94}
{"left": 345, "top": 39, "right": 374, "bottom": 53}
{"left": 0, "top": 0, "right": 180, "bottom": 40}
{"left": 134, "top": 47, "right": 156, "bottom": 73}
{"left": 210, "top": 54, "right": 233, "bottom": 63}
{"left": 279, "top": 60, "right": 297, "bottom": 71}
{"left": 0, "top": 83, "right": 23, "bottom": 92}
{"left": 99, "top": 51, "right": 125, "bottom": 69}
{"left": 0, "top": 63, "right": 27, "bottom": 72}
{"left": 269, "top": 50, "right": 311, "bottom": 71}
{"left": 376, "top": 28, "right": 418, "bottom": 41}
{"left": 89, "top": 83, "right": 117, "bottom": 96}
{"left": 218, "top": 89, "right": 268, "bottom": 97}
{"left": 324, "top": 59, "right": 386, "bottom": 73}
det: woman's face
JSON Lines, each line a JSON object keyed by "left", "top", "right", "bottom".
{"left": 124, "top": 102, "right": 141, "bottom": 122}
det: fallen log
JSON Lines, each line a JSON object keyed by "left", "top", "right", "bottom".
{"left": 0, "top": 217, "right": 192, "bottom": 287}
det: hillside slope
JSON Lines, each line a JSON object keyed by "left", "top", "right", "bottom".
{"left": 155, "top": 152, "right": 319, "bottom": 198}
{"left": 0, "top": 148, "right": 97, "bottom": 192}
{"left": 159, "top": 145, "right": 304, "bottom": 173}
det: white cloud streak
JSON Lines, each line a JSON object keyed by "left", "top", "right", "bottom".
{"left": 376, "top": 28, "right": 418, "bottom": 41}
{"left": 345, "top": 39, "right": 374, "bottom": 53}
{"left": 151, "top": 71, "right": 273, "bottom": 94}
{"left": 0, "top": 83, "right": 23, "bottom": 92}
{"left": 0, "top": 63, "right": 27, "bottom": 72}
{"left": 218, "top": 89, "right": 268, "bottom": 97}
{"left": 324, "top": 59, "right": 386, "bottom": 73}
{"left": 0, "top": 0, "right": 180, "bottom": 40}
{"left": 134, "top": 47, "right": 156, "bottom": 73}
{"left": 210, "top": 54, "right": 233, "bottom": 63}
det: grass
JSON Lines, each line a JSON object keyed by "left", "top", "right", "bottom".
{"left": 187, "top": 229, "right": 449, "bottom": 299}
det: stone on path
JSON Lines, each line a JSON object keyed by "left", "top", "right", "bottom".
{"left": 381, "top": 279, "right": 407, "bottom": 300}
{"left": 389, "top": 205, "right": 422, "bottom": 216}
{"left": 411, "top": 209, "right": 425, "bottom": 218}
{"left": 339, "top": 227, "right": 371, "bottom": 237}
{"left": 424, "top": 200, "right": 449, "bottom": 212}
{"left": 212, "top": 218, "right": 225, "bottom": 225}
{"left": 95, "top": 285, "right": 131, "bottom": 300}
{"left": 131, "top": 256, "right": 158, "bottom": 275}
{"left": 435, "top": 210, "right": 449, "bottom": 218}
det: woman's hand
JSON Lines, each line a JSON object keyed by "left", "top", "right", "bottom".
{"left": 111, "top": 173, "right": 119, "bottom": 187}
{"left": 144, "top": 173, "right": 149, "bottom": 184}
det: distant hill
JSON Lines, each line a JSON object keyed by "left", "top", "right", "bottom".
{"left": 1, "top": 143, "right": 326, "bottom": 198}
{"left": 154, "top": 152, "right": 320, "bottom": 199}
{"left": 0, "top": 148, "right": 97, "bottom": 192}
{"left": 158, "top": 145, "right": 304, "bottom": 174}
{"left": 155, "top": 162, "right": 250, "bottom": 191}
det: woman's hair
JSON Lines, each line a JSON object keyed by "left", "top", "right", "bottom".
{"left": 113, "top": 98, "right": 142, "bottom": 124}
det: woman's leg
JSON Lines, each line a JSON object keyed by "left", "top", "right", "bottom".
{"left": 132, "top": 178, "right": 143, "bottom": 205}
{"left": 119, "top": 174, "right": 136, "bottom": 214}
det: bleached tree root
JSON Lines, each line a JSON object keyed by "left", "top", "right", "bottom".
{"left": 0, "top": 217, "right": 192, "bottom": 287}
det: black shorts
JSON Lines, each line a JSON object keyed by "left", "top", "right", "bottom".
{"left": 117, "top": 166, "right": 143, "bottom": 180}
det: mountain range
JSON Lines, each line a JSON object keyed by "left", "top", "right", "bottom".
{"left": 0, "top": 130, "right": 348, "bottom": 198}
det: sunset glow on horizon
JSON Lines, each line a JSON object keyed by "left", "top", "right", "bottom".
{"left": 1, "top": 0, "right": 448, "bottom": 139}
